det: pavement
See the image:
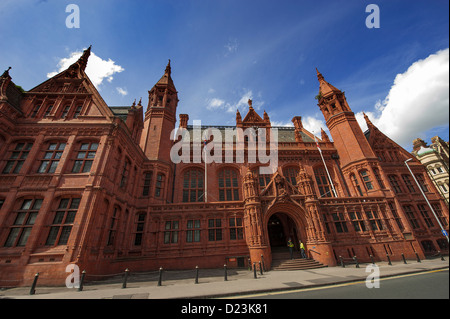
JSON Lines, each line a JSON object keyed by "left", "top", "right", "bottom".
{"left": 0, "top": 258, "right": 448, "bottom": 299}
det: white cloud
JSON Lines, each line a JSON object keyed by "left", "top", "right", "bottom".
{"left": 47, "top": 49, "right": 125, "bottom": 88}
{"left": 206, "top": 98, "right": 225, "bottom": 110}
{"left": 302, "top": 116, "right": 327, "bottom": 137}
{"left": 116, "top": 87, "right": 128, "bottom": 96}
{"left": 356, "top": 48, "right": 449, "bottom": 148}
{"left": 205, "top": 90, "right": 262, "bottom": 114}
{"left": 271, "top": 120, "right": 294, "bottom": 127}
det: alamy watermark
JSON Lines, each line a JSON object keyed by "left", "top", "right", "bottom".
{"left": 66, "top": 4, "right": 80, "bottom": 29}
{"left": 66, "top": 264, "right": 80, "bottom": 289}
{"left": 365, "top": 264, "right": 380, "bottom": 288}
{"left": 365, "top": 4, "right": 380, "bottom": 29}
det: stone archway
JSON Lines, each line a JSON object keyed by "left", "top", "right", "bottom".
{"left": 264, "top": 202, "right": 309, "bottom": 256}
{"left": 267, "top": 213, "right": 300, "bottom": 249}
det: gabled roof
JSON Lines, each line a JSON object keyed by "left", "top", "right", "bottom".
{"left": 25, "top": 46, "right": 116, "bottom": 121}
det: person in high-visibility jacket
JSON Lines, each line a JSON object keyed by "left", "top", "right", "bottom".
{"left": 287, "top": 238, "right": 294, "bottom": 259}
{"left": 299, "top": 241, "right": 307, "bottom": 259}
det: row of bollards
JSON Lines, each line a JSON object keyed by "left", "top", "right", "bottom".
{"left": 28, "top": 250, "right": 445, "bottom": 295}
{"left": 28, "top": 262, "right": 258, "bottom": 295}
{"left": 337, "top": 251, "right": 446, "bottom": 269}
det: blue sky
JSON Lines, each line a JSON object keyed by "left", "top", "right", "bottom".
{"left": 0, "top": 0, "right": 448, "bottom": 151}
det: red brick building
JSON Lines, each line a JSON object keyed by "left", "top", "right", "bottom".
{"left": 0, "top": 47, "right": 448, "bottom": 286}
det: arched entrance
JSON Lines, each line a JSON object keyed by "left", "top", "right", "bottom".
{"left": 267, "top": 213, "right": 301, "bottom": 250}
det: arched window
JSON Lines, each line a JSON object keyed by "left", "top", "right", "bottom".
{"left": 414, "top": 174, "right": 428, "bottom": 192}
{"left": 401, "top": 174, "right": 416, "bottom": 193}
{"left": 142, "top": 171, "right": 153, "bottom": 196}
{"left": 155, "top": 173, "right": 165, "bottom": 197}
{"left": 71, "top": 141, "right": 98, "bottom": 173}
{"left": 388, "top": 175, "right": 403, "bottom": 194}
{"left": 134, "top": 213, "right": 146, "bottom": 246}
{"left": 373, "top": 168, "right": 385, "bottom": 189}
{"left": 218, "top": 168, "right": 239, "bottom": 201}
{"left": 350, "top": 174, "right": 363, "bottom": 196}
{"left": 314, "top": 166, "right": 335, "bottom": 197}
{"left": 37, "top": 141, "right": 66, "bottom": 174}
{"left": 283, "top": 166, "right": 299, "bottom": 185}
{"left": 182, "top": 168, "right": 204, "bottom": 202}
{"left": 359, "top": 170, "right": 374, "bottom": 191}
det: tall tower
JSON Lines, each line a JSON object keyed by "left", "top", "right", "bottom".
{"left": 316, "top": 69, "right": 377, "bottom": 169}
{"left": 140, "top": 60, "right": 178, "bottom": 162}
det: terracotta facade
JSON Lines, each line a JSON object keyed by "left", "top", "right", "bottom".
{"left": 0, "top": 48, "right": 448, "bottom": 286}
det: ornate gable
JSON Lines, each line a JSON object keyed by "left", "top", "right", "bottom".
{"left": 22, "top": 46, "right": 115, "bottom": 121}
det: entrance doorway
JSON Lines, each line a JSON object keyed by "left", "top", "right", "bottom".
{"left": 267, "top": 213, "right": 300, "bottom": 249}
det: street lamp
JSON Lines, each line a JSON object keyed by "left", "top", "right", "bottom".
{"left": 404, "top": 158, "right": 449, "bottom": 243}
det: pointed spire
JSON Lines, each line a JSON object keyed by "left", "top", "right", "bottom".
{"left": 165, "top": 59, "right": 171, "bottom": 76}
{"left": 154, "top": 59, "right": 175, "bottom": 88}
{"left": 236, "top": 109, "right": 242, "bottom": 124}
{"left": 315, "top": 68, "right": 341, "bottom": 96}
{"left": 321, "top": 128, "right": 330, "bottom": 142}
{"left": 78, "top": 45, "right": 92, "bottom": 72}
{"left": 263, "top": 110, "right": 270, "bottom": 122}
{"left": 248, "top": 99, "right": 253, "bottom": 109}
{"left": 363, "top": 112, "right": 373, "bottom": 127}
{"left": 316, "top": 68, "right": 324, "bottom": 82}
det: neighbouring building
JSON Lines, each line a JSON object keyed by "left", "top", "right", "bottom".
{"left": 412, "top": 137, "right": 449, "bottom": 205}
{"left": 0, "top": 47, "right": 448, "bottom": 286}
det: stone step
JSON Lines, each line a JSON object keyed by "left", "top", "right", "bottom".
{"left": 271, "top": 255, "right": 327, "bottom": 271}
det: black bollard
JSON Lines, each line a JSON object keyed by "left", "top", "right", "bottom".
{"left": 386, "top": 254, "right": 392, "bottom": 266}
{"left": 353, "top": 256, "right": 360, "bottom": 268}
{"left": 401, "top": 253, "right": 407, "bottom": 264}
{"left": 261, "top": 254, "right": 265, "bottom": 272}
{"left": 195, "top": 266, "right": 199, "bottom": 284}
{"left": 253, "top": 262, "right": 257, "bottom": 279}
{"left": 78, "top": 270, "right": 86, "bottom": 292}
{"left": 29, "top": 273, "right": 39, "bottom": 295}
{"left": 259, "top": 261, "right": 263, "bottom": 275}
{"left": 415, "top": 252, "right": 421, "bottom": 263}
{"left": 122, "top": 268, "right": 129, "bottom": 289}
{"left": 438, "top": 251, "right": 445, "bottom": 261}
{"left": 224, "top": 264, "right": 228, "bottom": 281}
{"left": 158, "top": 267, "right": 163, "bottom": 286}
{"left": 370, "top": 255, "right": 375, "bottom": 265}
{"left": 339, "top": 256, "right": 345, "bottom": 268}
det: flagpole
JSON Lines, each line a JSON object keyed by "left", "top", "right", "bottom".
{"left": 204, "top": 139, "right": 208, "bottom": 203}
{"left": 315, "top": 134, "right": 337, "bottom": 197}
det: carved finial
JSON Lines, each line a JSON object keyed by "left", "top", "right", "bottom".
{"left": 165, "top": 59, "right": 171, "bottom": 75}
{"left": 248, "top": 99, "right": 253, "bottom": 108}
{"left": 321, "top": 128, "right": 330, "bottom": 142}
{"left": 78, "top": 45, "right": 92, "bottom": 72}
{"left": 1, "top": 66, "right": 12, "bottom": 78}
{"left": 363, "top": 112, "right": 374, "bottom": 127}
{"left": 316, "top": 67, "right": 324, "bottom": 81}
